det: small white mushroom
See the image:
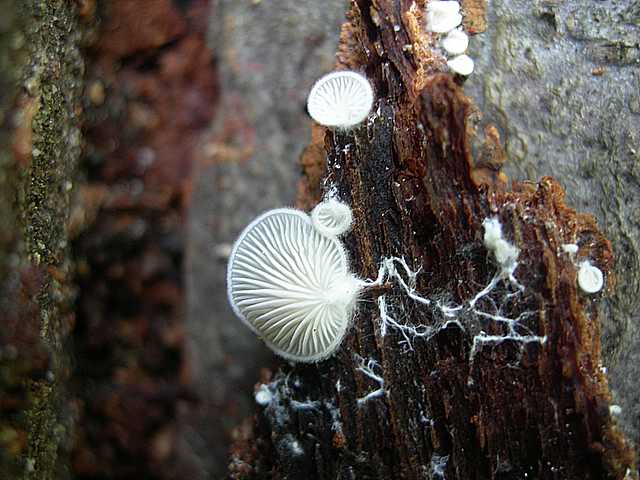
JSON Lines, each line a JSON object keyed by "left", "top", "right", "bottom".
{"left": 609, "top": 404, "right": 622, "bottom": 416}
{"left": 577, "top": 261, "right": 604, "bottom": 294}
{"left": 447, "top": 54, "right": 474, "bottom": 76}
{"left": 441, "top": 28, "right": 469, "bottom": 55}
{"left": 227, "top": 208, "right": 360, "bottom": 362}
{"left": 311, "top": 198, "right": 353, "bottom": 238}
{"left": 306, "top": 71, "right": 374, "bottom": 129}
{"left": 561, "top": 243, "right": 579, "bottom": 254}
{"left": 426, "top": 1, "right": 462, "bottom": 33}
{"left": 482, "top": 217, "right": 519, "bottom": 270}
{"left": 254, "top": 384, "right": 273, "bottom": 406}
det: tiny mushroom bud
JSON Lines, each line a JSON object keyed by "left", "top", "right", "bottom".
{"left": 561, "top": 243, "right": 579, "bottom": 254}
{"left": 577, "top": 261, "right": 604, "bottom": 294}
{"left": 426, "top": 1, "right": 462, "bottom": 33}
{"left": 307, "top": 71, "right": 374, "bottom": 129}
{"left": 311, "top": 198, "right": 353, "bottom": 238}
{"left": 441, "top": 28, "right": 469, "bottom": 55}
{"left": 227, "top": 208, "right": 361, "bottom": 362}
{"left": 447, "top": 54, "right": 475, "bottom": 76}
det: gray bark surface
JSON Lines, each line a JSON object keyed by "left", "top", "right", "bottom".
{"left": 183, "top": 1, "right": 347, "bottom": 477}
{"left": 464, "top": 0, "right": 640, "bottom": 447}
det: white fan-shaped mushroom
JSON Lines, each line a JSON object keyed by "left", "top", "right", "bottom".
{"left": 441, "top": 28, "right": 469, "bottom": 55}
{"left": 447, "top": 54, "right": 474, "bottom": 75}
{"left": 577, "top": 261, "right": 604, "bottom": 294}
{"left": 311, "top": 198, "right": 353, "bottom": 238}
{"left": 227, "top": 209, "right": 360, "bottom": 362}
{"left": 426, "top": 1, "right": 462, "bottom": 33}
{"left": 307, "top": 71, "right": 374, "bottom": 129}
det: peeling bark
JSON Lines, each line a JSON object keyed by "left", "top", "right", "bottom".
{"left": 229, "top": 1, "right": 637, "bottom": 479}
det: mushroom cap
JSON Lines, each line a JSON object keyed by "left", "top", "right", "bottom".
{"left": 426, "top": 1, "right": 462, "bottom": 33}
{"left": 441, "top": 28, "right": 469, "bottom": 55}
{"left": 307, "top": 71, "right": 374, "bottom": 129}
{"left": 227, "top": 208, "right": 360, "bottom": 362}
{"left": 577, "top": 261, "right": 604, "bottom": 294}
{"left": 311, "top": 198, "right": 353, "bottom": 238}
{"left": 447, "top": 54, "right": 475, "bottom": 76}
{"left": 426, "top": 0, "right": 460, "bottom": 13}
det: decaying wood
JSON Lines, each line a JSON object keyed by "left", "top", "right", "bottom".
{"left": 229, "top": 1, "right": 637, "bottom": 478}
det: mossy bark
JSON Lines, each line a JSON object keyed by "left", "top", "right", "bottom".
{"left": 0, "top": 1, "right": 83, "bottom": 479}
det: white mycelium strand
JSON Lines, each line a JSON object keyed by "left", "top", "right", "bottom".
{"left": 426, "top": 1, "right": 462, "bottom": 33}
{"left": 227, "top": 209, "right": 360, "bottom": 362}
{"left": 307, "top": 71, "right": 374, "bottom": 129}
{"left": 355, "top": 355, "right": 386, "bottom": 406}
{"left": 311, "top": 198, "right": 353, "bottom": 238}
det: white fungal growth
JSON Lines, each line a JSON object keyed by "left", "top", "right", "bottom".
{"left": 227, "top": 208, "right": 361, "bottom": 362}
{"left": 426, "top": 1, "right": 462, "bottom": 33}
{"left": 430, "top": 453, "right": 449, "bottom": 479}
{"left": 577, "top": 261, "right": 604, "bottom": 294}
{"left": 281, "top": 435, "right": 304, "bottom": 456}
{"left": 311, "top": 198, "right": 353, "bottom": 238}
{"left": 482, "top": 217, "right": 519, "bottom": 275}
{"left": 468, "top": 217, "right": 523, "bottom": 309}
{"left": 254, "top": 384, "right": 273, "bottom": 406}
{"left": 441, "top": 28, "right": 469, "bottom": 55}
{"left": 378, "top": 295, "right": 434, "bottom": 351}
{"left": 355, "top": 355, "right": 386, "bottom": 405}
{"left": 447, "top": 54, "right": 475, "bottom": 76}
{"left": 562, "top": 243, "right": 579, "bottom": 254}
{"left": 610, "top": 404, "right": 622, "bottom": 416}
{"left": 307, "top": 71, "right": 374, "bottom": 129}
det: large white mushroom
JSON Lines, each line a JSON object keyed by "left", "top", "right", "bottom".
{"left": 227, "top": 208, "right": 360, "bottom": 362}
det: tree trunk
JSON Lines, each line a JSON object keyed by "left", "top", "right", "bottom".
{"left": 0, "top": 1, "right": 83, "bottom": 479}
{"left": 228, "top": 1, "right": 638, "bottom": 478}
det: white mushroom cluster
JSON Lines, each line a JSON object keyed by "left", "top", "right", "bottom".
{"left": 426, "top": 1, "right": 474, "bottom": 76}
{"left": 227, "top": 200, "right": 359, "bottom": 363}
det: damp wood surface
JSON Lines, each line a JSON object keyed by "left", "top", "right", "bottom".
{"left": 229, "top": 1, "right": 637, "bottom": 479}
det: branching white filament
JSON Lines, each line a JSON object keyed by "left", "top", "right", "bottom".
{"left": 355, "top": 355, "right": 386, "bottom": 405}
{"left": 378, "top": 295, "right": 434, "bottom": 351}
{"left": 363, "top": 216, "right": 546, "bottom": 362}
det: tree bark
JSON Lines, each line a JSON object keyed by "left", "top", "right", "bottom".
{"left": 462, "top": 0, "right": 640, "bottom": 449}
{"left": 228, "top": 1, "right": 638, "bottom": 479}
{"left": 0, "top": 1, "right": 83, "bottom": 479}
